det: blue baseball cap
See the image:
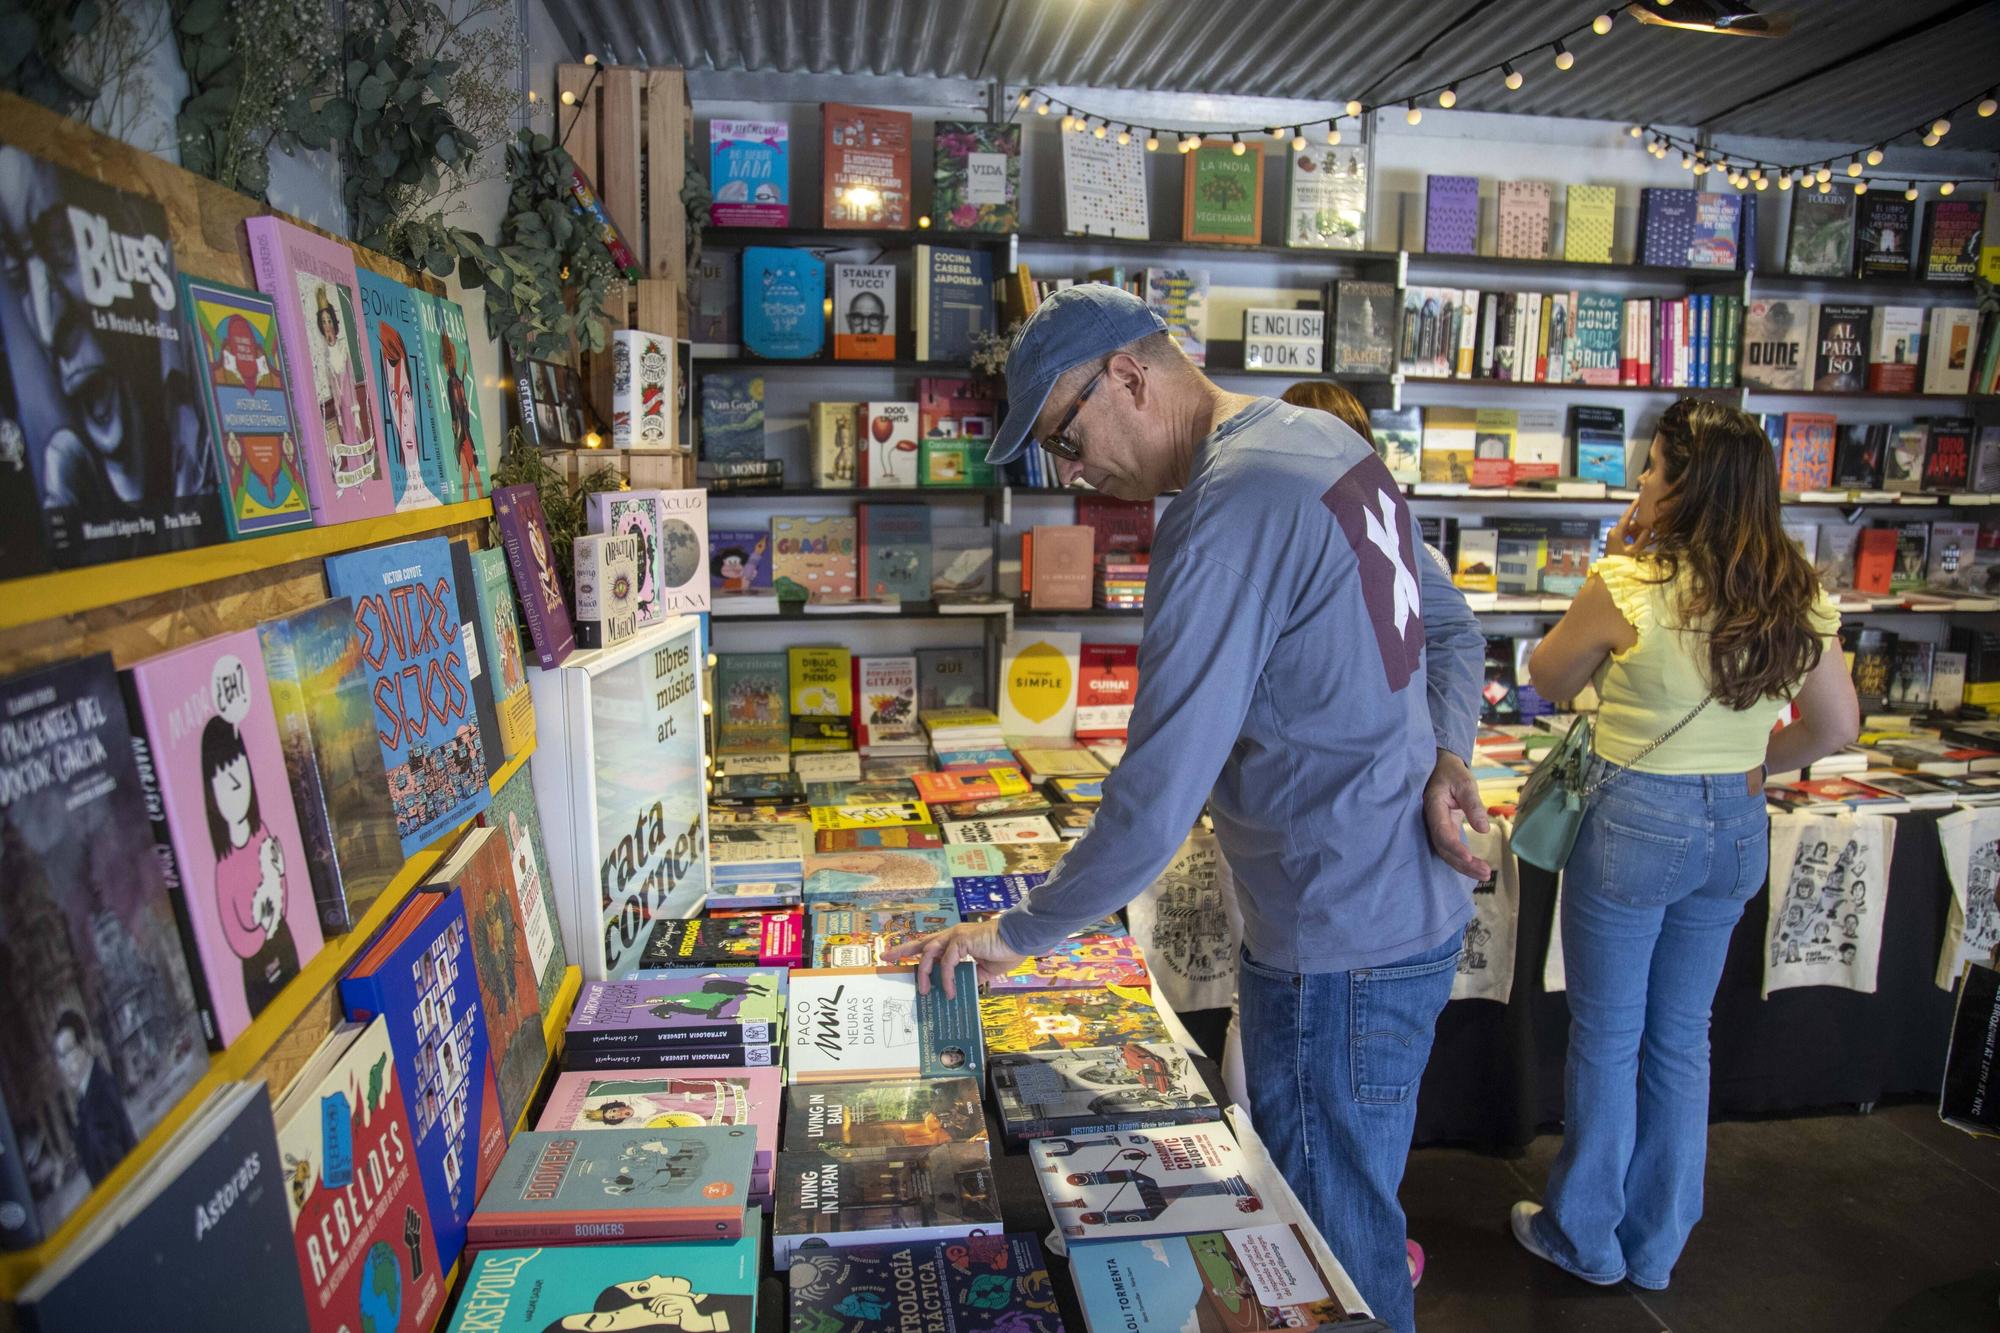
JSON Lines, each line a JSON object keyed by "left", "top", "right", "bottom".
{"left": 985, "top": 284, "right": 1168, "bottom": 466}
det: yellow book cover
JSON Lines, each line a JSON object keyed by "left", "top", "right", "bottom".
{"left": 789, "top": 645, "right": 854, "bottom": 753}
{"left": 809, "top": 802, "right": 934, "bottom": 831}
{"left": 1564, "top": 184, "right": 1617, "bottom": 264}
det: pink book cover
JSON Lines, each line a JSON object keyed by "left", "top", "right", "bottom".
{"left": 535, "top": 1066, "right": 782, "bottom": 1175}
{"left": 245, "top": 216, "right": 394, "bottom": 524}
{"left": 126, "top": 628, "right": 325, "bottom": 1044}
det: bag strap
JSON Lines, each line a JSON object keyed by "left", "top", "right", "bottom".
{"left": 1581, "top": 695, "right": 1714, "bottom": 798}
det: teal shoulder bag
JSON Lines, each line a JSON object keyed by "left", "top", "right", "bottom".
{"left": 1511, "top": 696, "right": 1712, "bottom": 872}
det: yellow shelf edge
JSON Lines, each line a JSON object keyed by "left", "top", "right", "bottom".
{"left": 0, "top": 741, "right": 534, "bottom": 1299}
{"left": 1, "top": 498, "right": 495, "bottom": 632}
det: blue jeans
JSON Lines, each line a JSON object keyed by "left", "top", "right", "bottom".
{"left": 1535, "top": 765, "right": 1767, "bottom": 1289}
{"left": 1239, "top": 933, "right": 1462, "bottom": 1333}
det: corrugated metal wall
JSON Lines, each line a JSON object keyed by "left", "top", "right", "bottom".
{"left": 551, "top": 0, "right": 2000, "bottom": 151}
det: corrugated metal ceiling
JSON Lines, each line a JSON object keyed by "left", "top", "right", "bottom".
{"left": 549, "top": 0, "right": 2000, "bottom": 152}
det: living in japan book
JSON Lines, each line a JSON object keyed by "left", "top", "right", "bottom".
{"left": 123, "top": 628, "right": 325, "bottom": 1046}
{"left": 568, "top": 972, "right": 787, "bottom": 1049}
{"left": 445, "top": 1219, "right": 762, "bottom": 1332}
{"left": 771, "top": 1140, "right": 1000, "bottom": 1268}
{"left": 0, "top": 653, "right": 209, "bottom": 1248}
{"left": 323, "top": 534, "right": 492, "bottom": 855}
{"left": 468, "top": 1126, "right": 755, "bottom": 1248}
{"left": 340, "top": 887, "right": 507, "bottom": 1269}
{"left": 1030, "top": 1124, "right": 1268, "bottom": 1242}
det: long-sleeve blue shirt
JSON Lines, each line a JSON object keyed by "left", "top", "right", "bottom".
{"left": 996, "top": 398, "right": 1484, "bottom": 973}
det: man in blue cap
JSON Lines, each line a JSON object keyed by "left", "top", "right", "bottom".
{"left": 886, "top": 284, "right": 1488, "bottom": 1331}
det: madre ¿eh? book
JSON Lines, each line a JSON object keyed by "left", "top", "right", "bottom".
{"left": 1243, "top": 308, "right": 1324, "bottom": 373}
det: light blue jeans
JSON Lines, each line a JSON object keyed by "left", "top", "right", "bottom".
{"left": 1534, "top": 763, "right": 1767, "bottom": 1289}
{"left": 1239, "top": 932, "right": 1463, "bottom": 1333}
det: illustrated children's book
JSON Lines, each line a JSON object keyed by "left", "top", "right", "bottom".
{"left": 323, "top": 535, "right": 492, "bottom": 854}
{"left": 445, "top": 1223, "right": 763, "bottom": 1332}
{"left": 1030, "top": 1124, "right": 1268, "bottom": 1241}
{"left": 0, "top": 654, "right": 208, "bottom": 1246}
{"left": 179, "top": 274, "right": 313, "bottom": 538}
{"left": 123, "top": 630, "right": 324, "bottom": 1045}
{"left": 468, "top": 1126, "right": 755, "bottom": 1247}
{"left": 273, "top": 1016, "right": 446, "bottom": 1333}
{"left": 258, "top": 598, "right": 403, "bottom": 936}
{"left": 339, "top": 887, "right": 506, "bottom": 1269}
{"left": 245, "top": 215, "right": 393, "bottom": 524}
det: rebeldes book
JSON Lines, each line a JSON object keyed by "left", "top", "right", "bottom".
{"left": 124, "top": 630, "right": 324, "bottom": 1046}
{"left": 786, "top": 1234, "right": 1057, "bottom": 1331}
{"left": 491, "top": 483, "right": 575, "bottom": 669}
{"left": 355, "top": 269, "right": 451, "bottom": 512}
{"left": 932, "top": 121, "right": 1021, "bottom": 233}
{"left": 990, "top": 1042, "right": 1220, "bottom": 1144}
{"left": 781, "top": 1077, "right": 987, "bottom": 1150}
{"left": 258, "top": 599, "right": 402, "bottom": 935}
{"left": 274, "top": 1017, "right": 445, "bottom": 1333}
{"left": 180, "top": 274, "right": 313, "bottom": 539}
{"left": 824, "top": 103, "right": 914, "bottom": 229}
{"left": 339, "top": 887, "right": 505, "bottom": 1269}
{"left": 0, "top": 653, "right": 207, "bottom": 1246}
{"left": 1, "top": 156, "right": 222, "bottom": 569}
{"left": 425, "top": 826, "right": 547, "bottom": 1131}
{"left": 1072, "top": 1224, "right": 1360, "bottom": 1330}
{"left": 469, "top": 546, "right": 534, "bottom": 760}
{"left": 979, "top": 985, "right": 1171, "bottom": 1054}
{"left": 785, "top": 964, "right": 986, "bottom": 1083}
{"left": 468, "top": 1127, "right": 754, "bottom": 1248}
{"left": 323, "top": 535, "right": 492, "bottom": 854}
{"left": 1811, "top": 303, "right": 1869, "bottom": 392}
{"left": 538, "top": 1068, "right": 781, "bottom": 1183}
{"left": 481, "top": 763, "right": 566, "bottom": 1017}
{"left": 1031, "top": 1124, "right": 1267, "bottom": 1242}
{"left": 245, "top": 215, "right": 393, "bottom": 523}
{"left": 447, "top": 1226, "right": 761, "bottom": 1333}
{"left": 710, "top": 118, "right": 789, "bottom": 226}
{"left": 569, "top": 973, "right": 785, "bottom": 1049}
{"left": 772, "top": 1141, "right": 1000, "bottom": 1268}
{"left": 1183, "top": 140, "right": 1265, "bottom": 244}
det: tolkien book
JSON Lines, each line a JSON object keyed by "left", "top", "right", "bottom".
{"left": 1786, "top": 189, "right": 1857, "bottom": 277}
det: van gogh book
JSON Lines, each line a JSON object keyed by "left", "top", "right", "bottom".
{"left": 245, "top": 215, "right": 393, "bottom": 524}
{"left": 991, "top": 1043, "right": 1220, "bottom": 1145}
{"left": 781, "top": 1077, "right": 988, "bottom": 1150}
{"left": 1030, "top": 1124, "right": 1267, "bottom": 1242}
{"left": 445, "top": 1223, "right": 762, "bottom": 1332}
{"left": 786, "top": 964, "right": 986, "bottom": 1083}
{"left": 274, "top": 1017, "right": 445, "bottom": 1333}
{"left": 258, "top": 599, "right": 402, "bottom": 935}
{"left": 355, "top": 268, "right": 452, "bottom": 512}
{"left": 180, "top": 274, "right": 314, "bottom": 538}
{"left": 339, "top": 887, "right": 506, "bottom": 1269}
{"left": 323, "top": 535, "right": 492, "bottom": 853}
{"left": 568, "top": 973, "right": 786, "bottom": 1049}
{"left": 772, "top": 1141, "right": 1000, "bottom": 1268}
{"left": 124, "top": 629, "right": 324, "bottom": 1045}
{"left": 467, "top": 1126, "right": 754, "bottom": 1247}
{"left": 0, "top": 653, "right": 208, "bottom": 1246}
{"left": 787, "top": 1233, "right": 1057, "bottom": 1330}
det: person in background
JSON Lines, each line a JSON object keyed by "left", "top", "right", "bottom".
{"left": 1512, "top": 398, "right": 1859, "bottom": 1289}
{"left": 887, "top": 286, "right": 1492, "bottom": 1333}
{"left": 1280, "top": 379, "right": 1375, "bottom": 442}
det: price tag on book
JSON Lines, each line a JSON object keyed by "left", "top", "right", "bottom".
{"left": 320, "top": 1091, "right": 355, "bottom": 1189}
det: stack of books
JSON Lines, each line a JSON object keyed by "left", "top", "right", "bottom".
{"left": 562, "top": 972, "right": 788, "bottom": 1073}
{"left": 1096, "top": 554, "right": 1149, "bottom": 609}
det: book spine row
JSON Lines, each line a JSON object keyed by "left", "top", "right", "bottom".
{"left": 562, "top": 1044, "right": 781, "bottom": 1070}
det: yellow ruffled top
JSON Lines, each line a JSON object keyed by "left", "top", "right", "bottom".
{"left": 1588, "top": 555, "right": 1840, "bottom": 774}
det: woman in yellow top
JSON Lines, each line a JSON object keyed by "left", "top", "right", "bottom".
{"left": 1510, "top": 398, "right": 1859, "bottom": 1290}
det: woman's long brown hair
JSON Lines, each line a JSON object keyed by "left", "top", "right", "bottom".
{"left": 1281, "top": 380, "right": 1375, "bottom": 444}
{"left": 1646, "top": 398, "right": 1825, "bottom": 708}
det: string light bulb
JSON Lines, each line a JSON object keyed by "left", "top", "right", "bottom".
{"left": 1016, "top": 90, "right": 1032, "bottom": 110}
{"left": 1980, "top": 93, "right": 1997, "bottom": 118}
{"left": 1777, "top": 171, "right": 1792, "bottom": 190}
{"left": 1092, "top": 120, "right": 1107, "bottom": 139}
{"left": 1326, "top": 126, "right": 1342, "bottom": 145}
{"left": 1060, "top": 113, "right": 1074, "bottom": 132}
{"left": 1931, "top": 117, "right": 1951, "bottom": 137}
{"left": 916, "top": 214, "right": 931, "bottom": 228}
{"left": 1268, "top": 125, "right": 1285, "bottom": 139}
{"left": 1866, "top": 145, "right": 1883, "bottom": 166}
{"left": 1553, "top": 41, "right": 1574, "bottom": 70}
{"left": 1502, "top": 62, "right": 1523, "bottom": 90}
{"left": 1144, "top": 133, "right": 1159, "bottom": 152}
{"left": 1845, "top": 158, "right": 1863, "bottom": 177}
{"left": 1853, "top": 179, "right": 1868, "bottom": 195}
{"left": 1940, "top": 180, "right": 1957, "bottom": 195}
{"left": 1628, "top": 124, "right": 1643, "bottom": 137}
{"left": 1035, "top": 99, "right": 1050, "bottom": 115}
{"left": 1904, "top": 182, "right": 1919, "bottom": 201}
{"left": 1291, "top": 130, "right": 1307, "bottom": 151}
{"left": 1815, "top": 165, "right": 1831, "bottom": 184}
{"left": 1439, "top": 85, "right": 1458, "bottom": 109}
{"left": 1345, "top": 99, "right": 1363, "bottom": 117}
{"left": 1406, "top": 100, "right": 1422, "bottom": 126}
{"left": 1923, "top": 131, "right": 1941, "bottom": 147}
{"left": 1181, "top": 133, "right": 1201, "bottom": 152}
{"left": 1754, "top": 175, "right": 1769, "bottom": 190}
{"left": 582, "top": 52, "right": 598, "bottom": 66}
{"left": 1679, "top": 151, "right": 1692, "bottom": 170}
{"left": 1116, "top": 127, "right": 1130, "bottom": 146}
{"left": 559, "top": 89, "right": 575, "bottom": 106}
{"left": 1231, "top": 134, "right": 1246, "bottom": 156}
{"left": 1593, "top": 11, "right": 1614, "bottom": 33}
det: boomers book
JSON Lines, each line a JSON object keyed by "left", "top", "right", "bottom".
{"left": 179, "top": 273, "right": 313, "bottom": 539}
{"left": 0, "top": 653, "right": 209, "bottom": 1247}
{"left": 467, "top": 1126, "right": 754, "bottom": 1248}
{"left": 273, "top": 1016, "right": 445, "bottom": 1333}
{"left": 324, "top": 535, "right": 492, "bottom": 854}
{"left": 340, "top": 887, "right": 506, "bottom": 1269}
{"left": 123, "top": 629, "right": 324, "bottom": 1046}
{"left": 445, "top": 1223, "right": 762, "bottom": 1332}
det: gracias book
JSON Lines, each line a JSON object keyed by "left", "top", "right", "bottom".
{"left": 0, "top": 653, "right": 209, "bottom": 1247}
{"left": 445, "top": 1223, "right": 762, "bottom": 1333}
{"left": 245, "top": 215, "right": 393, "bottom": 524}
{"left": 123, "top": 629, "right": 324, "bottom": 1046}
{"left": 466, "top": 1126, "right": 755, "bottom": 1248}
{"left": 323, "top": 535, "right": 492, "bottom": 854}
{"left": 180, "top": 273, "right": 313, "bottom": 539}
{"left": 273, "top": 1016, "right": 445, "bottom": 1333}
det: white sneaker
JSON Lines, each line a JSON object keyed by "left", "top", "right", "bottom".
{"left": 1510, "top": 1201, "right": 1624, "bottom": 1286}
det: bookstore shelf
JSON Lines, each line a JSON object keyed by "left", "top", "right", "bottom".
{"left": 0, "top": 742, "right": 537, "bottom": 1301}
{"left": 1747, "top": 272, "right": 1984, "bottom": 298}
{"left": 694, "top": 354, "right": 978, "bottom": 371}
{"left": 711, "top": 600, "right": 1012, "bottom": 622}
{"left": 703, "top": 226, "right": 1013, "bottom": 250}
{"left": 1, "top": 498, "right": 495, "bottom": 632}
{"left": 1398, "top": 377, "right": 1744, "bottom": 398}
{"left": 1402, "top": 253, "right": 1746, "bottom": 286}
{"left": 1738, "top": 387, "right": 1994, "bottom": 403}
{"left": 705, "top": 486, "right": 1004, "bottom": 500}
{"left": 1016, "top": 232, "right": 1404, "bottom": 265}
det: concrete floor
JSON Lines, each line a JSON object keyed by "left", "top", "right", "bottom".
{"left": 1406, "top": 1103, "right": 2000, "bottom": 1331}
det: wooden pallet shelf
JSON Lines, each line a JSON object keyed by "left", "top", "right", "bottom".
{"left": 1, "top": 499, "right": 495, "bottom": 633}
{"left": 0, "top": 744, "right": 535, "bottom": 1301}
